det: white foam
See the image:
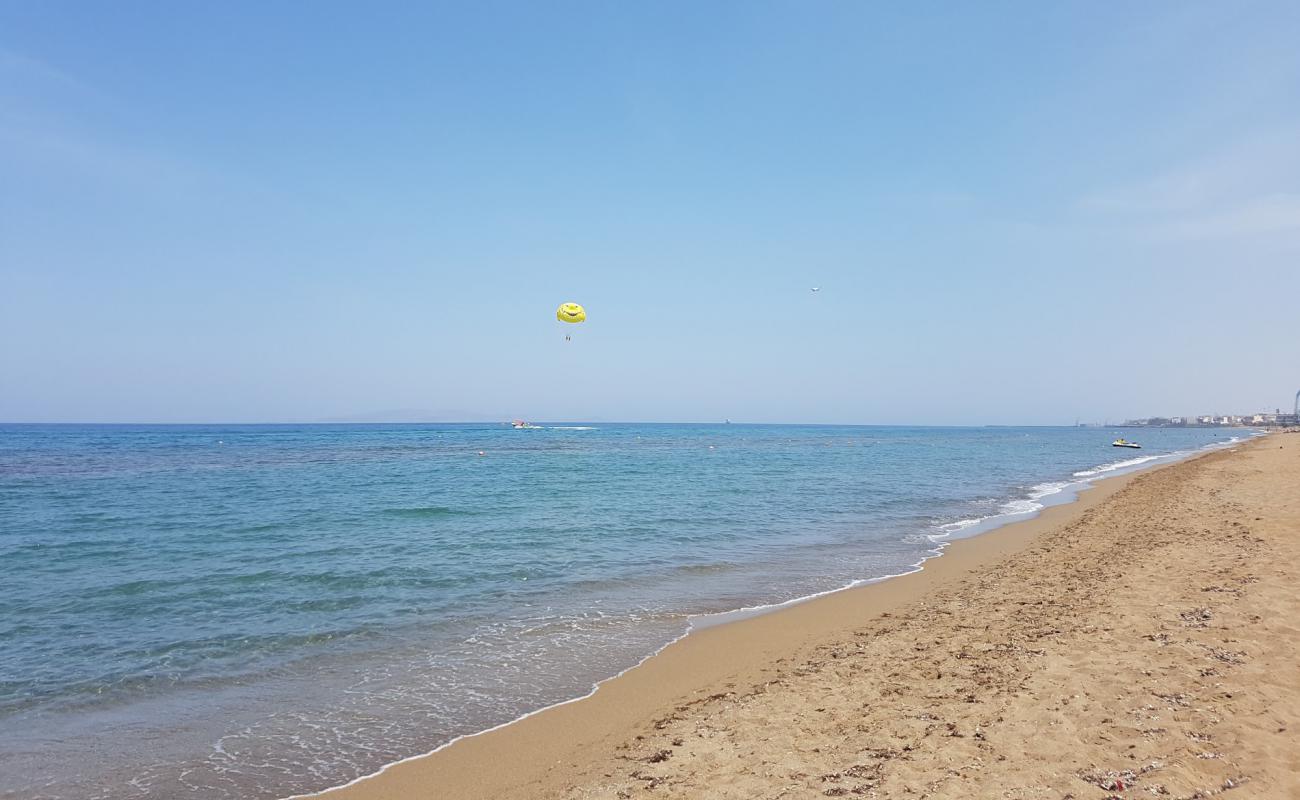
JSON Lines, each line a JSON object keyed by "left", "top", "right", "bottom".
{"left": 283, "top": 623, "right": 695, "bottom": 799}
{"left": 1028, "top": 481, "right": 1071, "bottom": 500}
{"left": 931, "top": 435, "right": 1257, "bottom": 544}
{"left": 999, "top": 498, "right": 1042, "bottom": 515}
{"left": 1072, "top": 455, "right": 1159, "bottom": 477}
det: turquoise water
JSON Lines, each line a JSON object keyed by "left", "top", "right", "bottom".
{"left": 0, "top": 423, "right": 1245, "bottom": 798}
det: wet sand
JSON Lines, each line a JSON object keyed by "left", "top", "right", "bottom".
{"left": 317, "top": 433, "right": 1299, "bottom": 799}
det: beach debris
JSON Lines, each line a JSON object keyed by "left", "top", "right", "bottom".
{"left": 1152, "top": 691, "right": 1192, "bottom": 708}
{"left": 1180, "top": 607, "right": 1213, "bottom": 627}
{"left": 1180, "top": 775, "right": 1250, "bottom": 798}
{"left": 1079, "top": 768, "right": 1138, "bottom": 792}
{"left": 1200, "top": 584, "right": 1241, "bottom": 596}
{"left": 819, "top": 762, "right": 884, "bottom": 796}
{"left": 819, "top": 765, "right": 878, "bottom": 782}
{"left": 651, "top": 691, "right": 733, "bottom": 729}
{"left": 1202, "top": 646, "right": 1246, "bottom": 665}
{"left": 628, "top": 769, "right": 666, "bottom": 789}
{"left": 644, "top": 749, "right": 672, "bottom": 763}
{"left": 859, "top": 747, "right": 905, "bottom": 760}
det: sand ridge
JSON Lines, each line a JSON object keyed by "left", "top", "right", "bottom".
{"left": 321, "top": 435, "right": 1299, "bottom": 799}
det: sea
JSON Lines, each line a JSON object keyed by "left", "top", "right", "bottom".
{"left": 0, "top": 423, "right": 1249, "bottom": 799}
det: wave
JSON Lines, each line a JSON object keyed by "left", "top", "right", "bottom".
{"left": 936, "top": 434, "right": 1258, "bottom": 540}
{"left": 1072, "top": 455, "right": 1159, "bottom": 477}
{"left": 235, "top": 522, "right": 293, "bottom": 534}
{"left": 673, "top": 561, "right": 739, "bottom": 576}
{"left": 380, "top": 506, "right": 473, "bottom": 518}
{"left": 936, "top": 517, "right": 982, "bottom": 533}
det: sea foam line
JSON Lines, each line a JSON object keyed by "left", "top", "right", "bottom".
{"left": 283, "top": 625, "right": 693, "bottom": 799}
{"left": 935, "top": 434, "right": 1253, "bottom": 541}
{"left": 1072, "top": 455, "right": 1159, "bottom": 478}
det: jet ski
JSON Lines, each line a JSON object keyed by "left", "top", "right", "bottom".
{"left": 1112, "top": 438, "right": 1142, "bottom": 448}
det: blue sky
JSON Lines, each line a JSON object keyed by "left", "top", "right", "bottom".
{"left": 2, "top": 2, "right": 1298, "bottom": 424}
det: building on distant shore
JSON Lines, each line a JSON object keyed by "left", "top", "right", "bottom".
{"left": 1119, "top": 401, "right": 1299, "bottom": 428}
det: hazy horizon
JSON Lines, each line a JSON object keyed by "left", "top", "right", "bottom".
{"left": 0, "top": 414, "right": 1281, "bottom": 427}
{"left": 4, "top": 3, "right": 1298, "bottom": 426}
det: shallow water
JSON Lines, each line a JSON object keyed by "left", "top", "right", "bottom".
{"left": 0, "top": 423, "right": 1242, "bottom": 798}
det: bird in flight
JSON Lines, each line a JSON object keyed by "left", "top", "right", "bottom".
{"left": 810, "top": 287, "right": 821, "bottom": 293}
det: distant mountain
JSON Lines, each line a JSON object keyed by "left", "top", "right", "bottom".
{"left": 319, "top": 408, "right": 513, "bottom": 423}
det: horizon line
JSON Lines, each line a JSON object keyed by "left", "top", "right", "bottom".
{"left": 0, "top": 420, "right": 1206, "bottom": 428}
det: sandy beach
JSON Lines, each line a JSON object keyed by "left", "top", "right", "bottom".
{"left": 319, "top": 433, "right": 1299, "bottom": 800}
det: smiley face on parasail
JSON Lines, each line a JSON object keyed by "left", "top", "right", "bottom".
{"left": 556, "top": 302, "right": 586, "bottom": 341}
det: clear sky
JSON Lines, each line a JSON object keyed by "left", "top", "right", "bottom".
{"left": 2, "top": 2, "right": 1298, "bottom": 424}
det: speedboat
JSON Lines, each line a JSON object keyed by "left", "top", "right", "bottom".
{"left": 511, "top": 420, "right": 541, "bottom": 430}
{"left": 1112, "top": 438, "right": 1141, "bottom": 448}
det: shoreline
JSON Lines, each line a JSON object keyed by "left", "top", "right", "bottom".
{"left": 307, "top": 435, "right": 1266, "bottom": 800}
{"left": 689, "top": 434, "right": 1247, "bottom": 633}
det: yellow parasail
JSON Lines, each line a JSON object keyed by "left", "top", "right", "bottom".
{"left": 556, "top": 303, "right": 586, "bottom": 323}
